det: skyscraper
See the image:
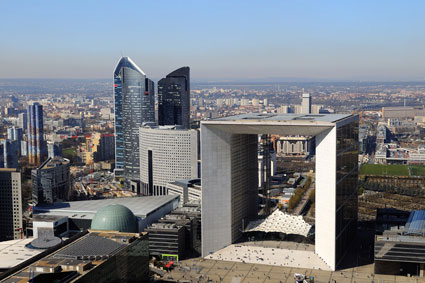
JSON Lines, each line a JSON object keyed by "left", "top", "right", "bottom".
{"left": 301, "top": 93, "right": 312, "bottom": 114}
{"left": 7, "top": 127, "right": 23, "bottom": 156}
{"left": 0, "top": 168, "right": 22, "bottom": 241}
{"left": 113, "top": 57, "right": 155, "bottom": 185}
{"left": 18, "top": 112, "right": 27, "bottom": 131}
{"left": 1, "top": 139, "right": 19, "bottom": 168}
{"left": 7, "top": 127, "right": 23, "bottom": 142}
{"left": 158, "top": 67, "right": 190, "bottom": 129}
{"left": 27, "top": 103, "right": 45, "bottom": 166}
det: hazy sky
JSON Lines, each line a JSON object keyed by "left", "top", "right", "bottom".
{"left": 1, "top": 0, "right": 425, "bottom": 81}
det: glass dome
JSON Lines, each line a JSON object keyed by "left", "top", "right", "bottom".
{"left": 91, "top": 204, "right": 138, "bottom": 233}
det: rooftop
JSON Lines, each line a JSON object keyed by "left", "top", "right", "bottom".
{"left": 0, "top": 238, "right": 44, "bottom": 270}
{"left": 34, "top": 195, "right": 179, "bottom": 220}
{"left": 208, "top": 113, "right": 352, "bottom": 123}
{"left": 202, "top": 113, "right": 357, "bottom": 136}
{"left": 39, "top": 157, "right": 70, "bottom": 170}
{"left": 1, "top": 231, "right": 147, "bottom": 282}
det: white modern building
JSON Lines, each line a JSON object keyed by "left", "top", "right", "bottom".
{"left": 201, "top": 113, "right": 359, "bottom": 270}
{"left": 140, "top": 124, "right": 198, "bottom": 196}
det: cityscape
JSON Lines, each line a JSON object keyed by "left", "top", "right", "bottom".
{"left": 1, "top": 1, "right": 425, "bottom": 283}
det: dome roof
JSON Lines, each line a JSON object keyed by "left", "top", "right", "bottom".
{"left": 91, "top": 204, "right": 138, "bottom": 233}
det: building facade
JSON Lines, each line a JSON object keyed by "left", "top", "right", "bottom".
{"left": 0, "top": 139, "right": 19, "bottom": 168}
{"left": 166, "top": 179, "right": 202, "bottom": 205}
{"left": 201, "top": 113, "right": 359, "bottom": 271}
{"left": 276, "top": 136, "right": 314, "bottom": 156}
{"left": 7, "top": 127, "right": 23, "bottom": 145}
{"left": 18, "top": 112, "right": 27, "bottom": 131}
{"left": 301, "top": 93, "right": 312, "bottom": 114}
{"left": 0, "top": 169, "right": 22, "bottom": 241}
{"left": 113, "top": 57, "right": 155, "bottom": 184}
{"left": 32, "top": 157, "right": 71, "bottom": 205}
{"left": 47, "top": 141, "right": 62, "bottom": 159}
{"left": 27, "top": 103, "right": 45, "bottom": 166}
{"left": 158, "top": 67, "right": 190, "bottom": 129}
{"left": 140, "top": 125, "right": 198, "bottom": 196}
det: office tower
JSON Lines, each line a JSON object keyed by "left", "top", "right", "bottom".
{"left": 201, "top": 113, "right": 359, "bottom": 271}
{"left": 0, "top": 169, "right": 22, "bottom": 241}
{"left": 27, "top": 103, "right": 45, "bottom": 166}
{"left": 47, "top": 141, "right": 62, "bottom": 158}
{"left": 20, "top": 140, "right": 28, "bottom": 157}
{"left": 140, "top": 124, "right": 198, "bottom": 196}
{"left": 93, "top": 133, "right": 115, "bottom": 162}
{"left": 158, "top": 67, "right": 190, "bottom": 129}
{"left": 18, "top": 113, "right": 27, "bottom": 131}
{"left": 1, "top": 139, "right": 19, "bottom": 168}
{"left": 7, "top": 127, "right": 23, "bottom": 142}
{"left": 32, "top": 157, "right": 71, "bottom": 205}
{"left": 113, "top": 57, "right": 155, "bottom": 184}
{"left": 301, "top": 93, "right": 312, "bottom": 114}
{"left": 7, "top": 127, "right": 23, "bottom": 156}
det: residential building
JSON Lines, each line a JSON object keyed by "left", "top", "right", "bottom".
{"left": 276, "top": 136, "right": 314, "bottom": 156}
{"left": 382, "top": 106, "right": 425, "bottom": 120}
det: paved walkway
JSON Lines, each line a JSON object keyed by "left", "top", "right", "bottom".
{"left": 161, "top": 258, "right": 422, "bottom": 283}
{"left": 205, "top": 244, "right": 331, "bottom": 271}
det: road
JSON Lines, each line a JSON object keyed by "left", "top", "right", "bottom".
{"left": 292, "top": 180, "right": 315, "bottom": 215}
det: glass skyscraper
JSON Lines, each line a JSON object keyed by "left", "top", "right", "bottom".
{"left": 27, "top": 103, "right": 45, "bottom": 166}
{"left": 158, "top": 67, "right": 190, "bottom": 129}
{"left": 113, "top": 57, "right": 155, "bottom": 185}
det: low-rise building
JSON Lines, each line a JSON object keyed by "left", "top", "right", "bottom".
{"left": 166, "top": 179, "right": 201, "bottom": 205}
{"left": 0, "top": 230, "right": 149, "bottom": 282}
{"left": 374, "top": 209, "right": 425, "bottom": 277}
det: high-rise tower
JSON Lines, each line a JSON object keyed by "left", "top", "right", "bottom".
{"left": 301, "top": 93, "right": 312, "bottom": 114}
{"left": 158, "top": 67, "right": 190, "bottom": 129}
{"left": 27, "top": 103, "right": 45, "bottom": 166}
{"left": 113, "top": 57, "right": 155, "bottom": 186}
{"left": 0, "top": 169, "right": 22, "bottom": 241}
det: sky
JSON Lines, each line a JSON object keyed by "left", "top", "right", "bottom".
{"left": 1, "top": 0, "right": 425, "bottom": 81}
